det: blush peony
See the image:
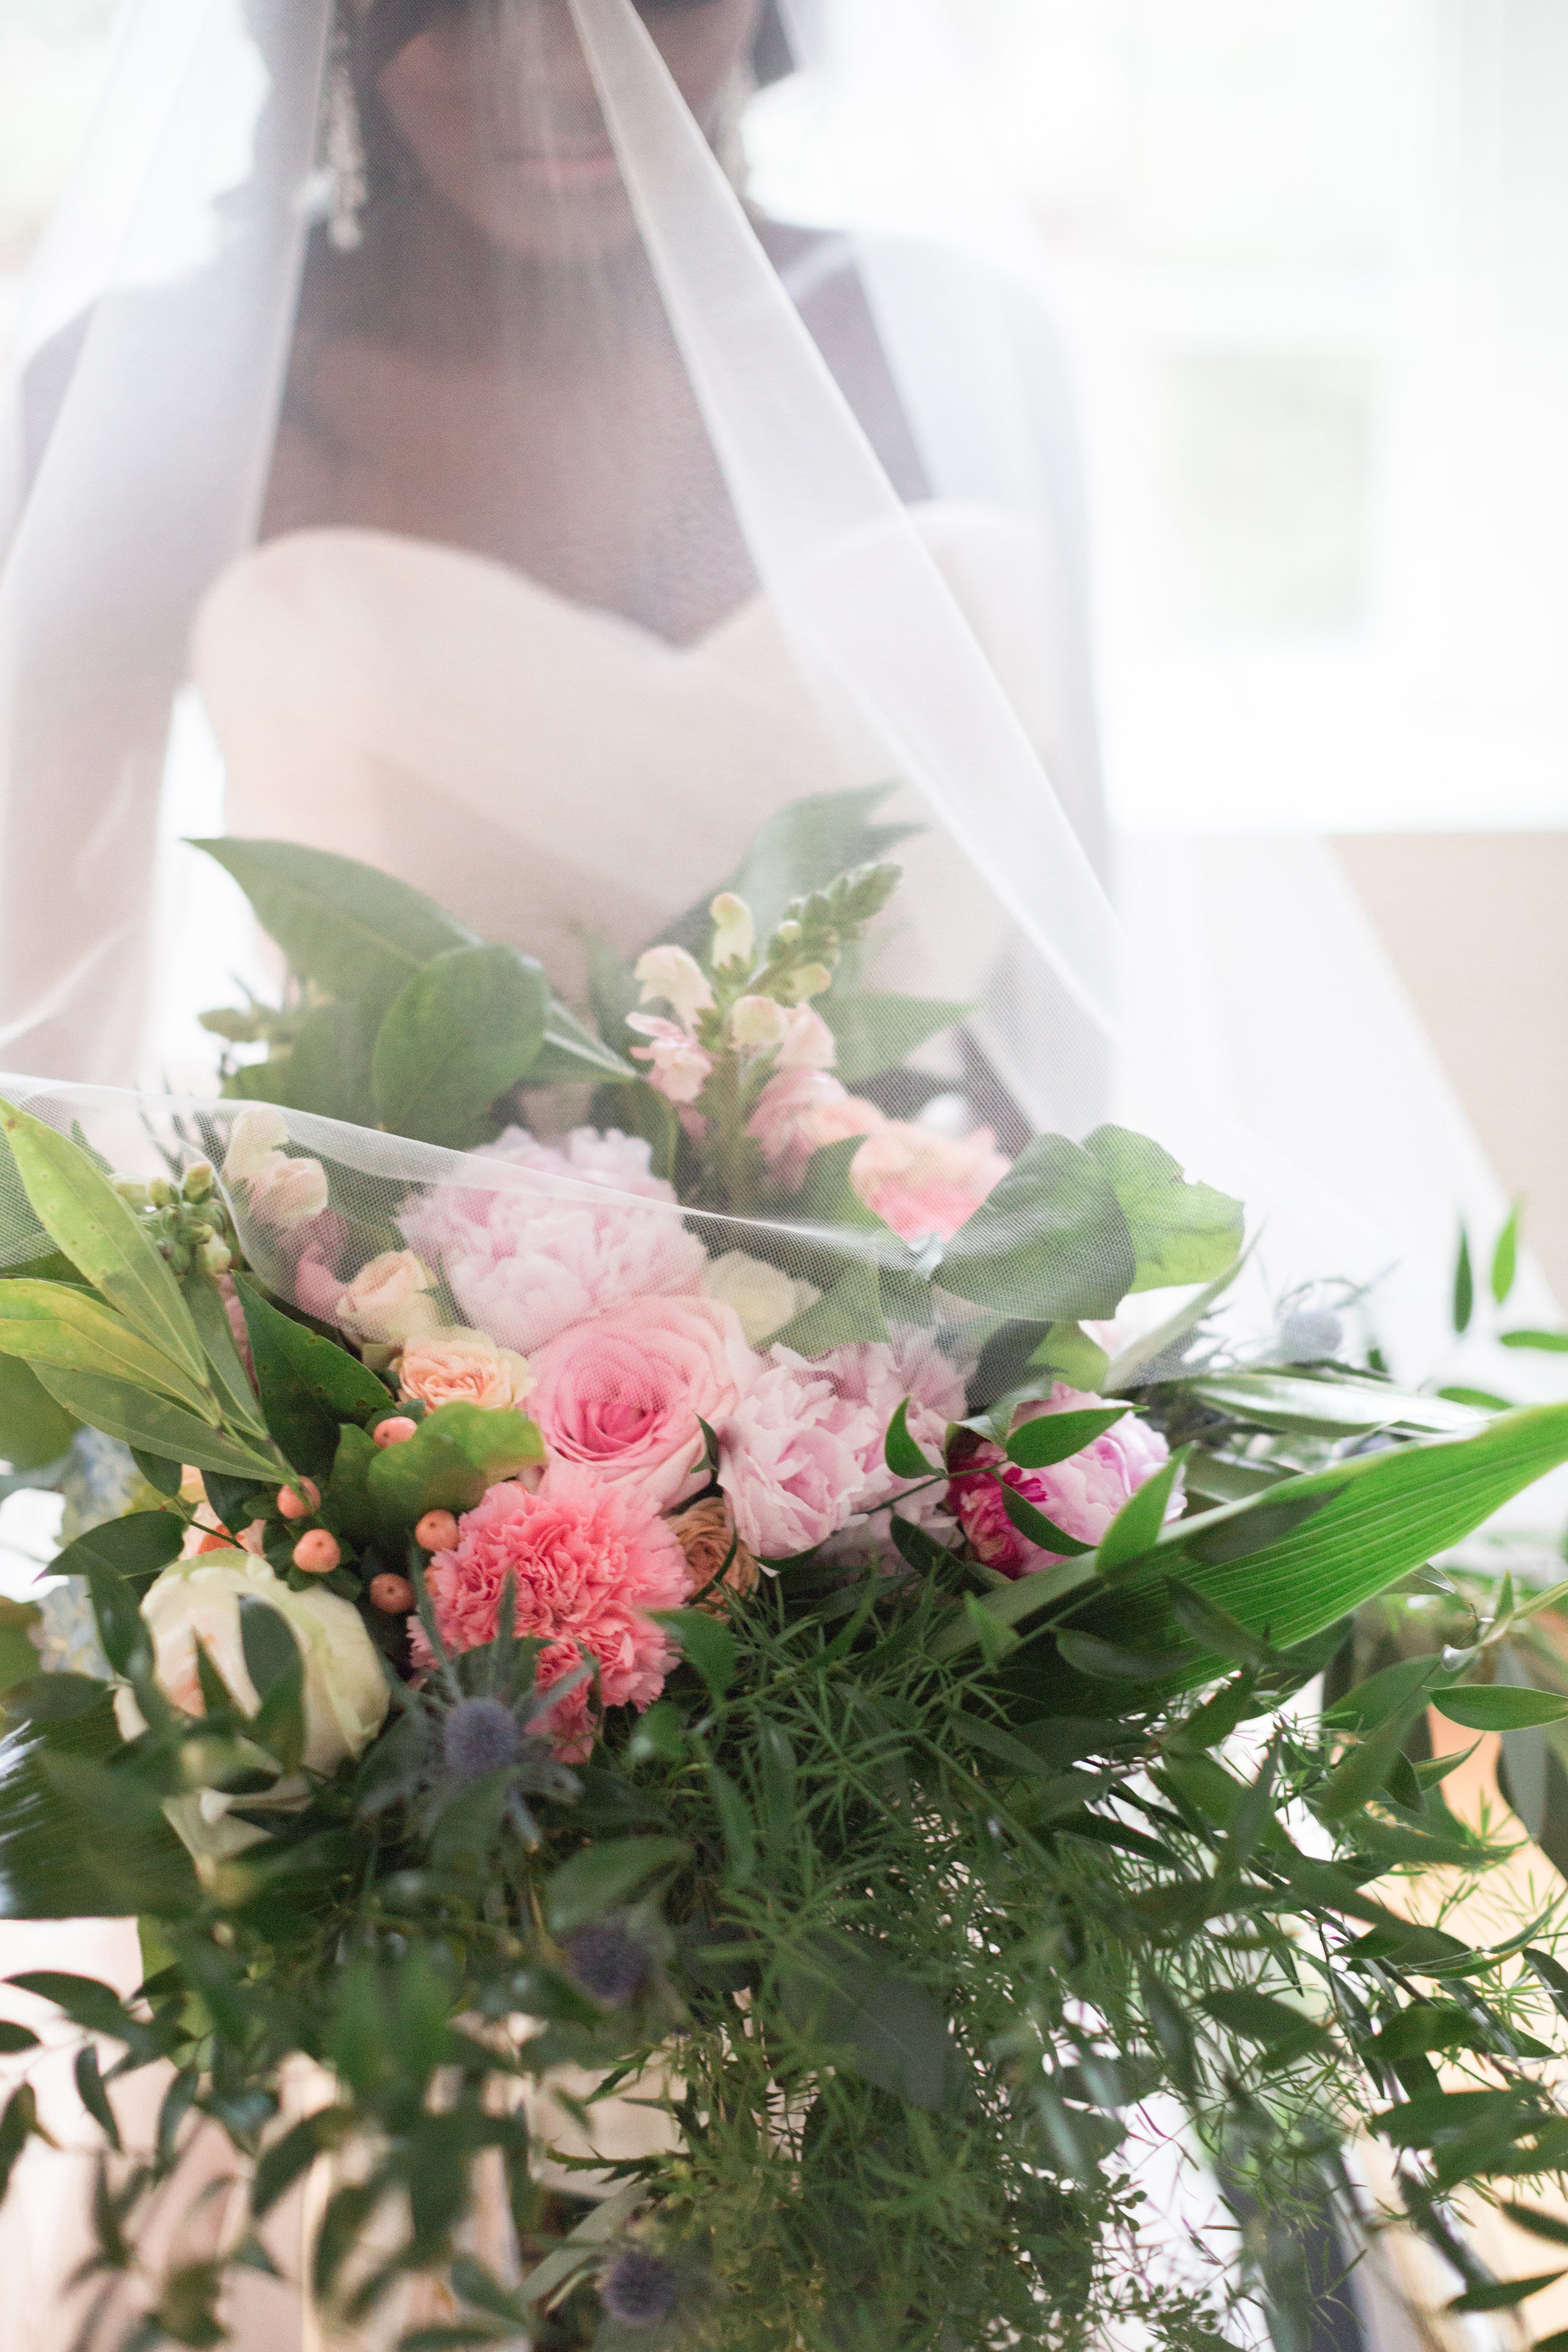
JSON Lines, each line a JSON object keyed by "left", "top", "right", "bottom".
{"left": 531, "top": 1295, "right": 758, "bottom": 1512}
{"left": 716, "top": 1350, "right": 883, "bottom": 1559}
{"left": 848, "top": 1123, "right": 1011, "bottom": 1245}
{"left": 948, "top": 1385, "right": 1176, "bottom": 1579}
{"left": 399, "top": 1126, "right": 706, "bottom": 1357}
{"left": 413, "top": 1470, "right": 691, "bottom": 1759}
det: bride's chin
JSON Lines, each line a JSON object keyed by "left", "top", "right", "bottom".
{"left": 435, "top": 174, "right": 643, "bottom": 264}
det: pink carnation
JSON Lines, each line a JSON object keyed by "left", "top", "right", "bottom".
{"left": 717, "top": 1330, "right": 966, "bottom": 1556}
{"left": 850, "top": 1123, "right": 1011, "bottom": 1245}
{"left": 399, "top": 1126, "right": 706, "bottom": 1355}
{"left": 531, "top": 1295, "right": 760, "bottom": 1513}
{"left": 412, "top": 1469, "right": 691, "bottom": 1760}
{"left": 948, "top": 1385, "right": 1175, "bottom": 1580}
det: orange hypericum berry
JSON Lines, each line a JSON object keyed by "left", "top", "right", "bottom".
{"left": 373, "top": 1417, "right": 419, "bottom": 1448}
{"left": 292, "top": 1530, "right": 341, "bottom": 1575}
{"left": 368, "top": 1572, "right": 416, "bottom": 1614}
{"left": 415, "top": 1509, "right": 460, "bottom": 1553}
{"left": 277, "top": 1478, "right": 321, "bottom": 1521}
{"left": 195, "top": 1531, "right": 233, "bottom": 1555}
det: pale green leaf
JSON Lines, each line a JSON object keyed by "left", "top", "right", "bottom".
{"left": 939, "top": 1134, "right": 1135, "bottom": 1323}
{"left": 0, "top": 1101, "right": 206, "bottom": 1385}
{"left": 30, "top": 1367, "right": 280, "bottom": 1481}
{"left": 373, "top": 945, "right": 549, "bottom": 1148}
{"left": 1084, "top": 1126, "right": 1245, "bottom": 1294}
{"left": 822, "top": 993, "right": 972, "bottom": 1085}
{"left": 0, "top": 1281, "right": 218, "bottom": 1422}
{"left": 191, "top": 839, "right": 477, "bottom": 1011}
{"left": 1179, "top": 1370, "right": 1478, "bottom": 1438}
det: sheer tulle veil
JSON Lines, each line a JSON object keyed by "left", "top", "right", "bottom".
{"left": 0, "top": 0, "right": 1562, "bottom": 2338}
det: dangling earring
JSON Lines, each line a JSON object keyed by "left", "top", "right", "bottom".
{"left": 322, "top": 6, "right": 368, "bottom": 252}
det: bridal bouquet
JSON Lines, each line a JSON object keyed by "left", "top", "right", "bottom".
{"left": 4, "top": 800, "right": 1568, "bottom": 2352}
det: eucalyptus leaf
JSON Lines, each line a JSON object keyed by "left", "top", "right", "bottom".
{"left": 373, "top": 945, "right": 550, "bottom": 1148}
{"left": 770, "top": 1258, "right": 888, "bottom": 1354}
{"left": 1083, "top": 1128, "right": 1244, "bottom": 1295}
{"left": 275, "top": 997, "right": 380, "bottom": 1128}
{"left": 822, "top": 993, "right": 972, "bottom": 1085}
{"left": 192, "top": 839, "right": 478, "bottom": 1012}
{"left": 1007, "top": 1408, "right": 1128, "bottom": 1471}
{"left": 366, "top": 1400, "right": 545, "bottom": 1538}
{"left": 939, "top": 1134, "right": 1135, "bottom": 1323}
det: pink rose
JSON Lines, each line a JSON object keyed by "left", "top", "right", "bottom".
{"left": 849, "top": 1124, "right": 1011, "bottom": 1246}
{"left": 398, "top": 1329, "right": 534, "bottom": 1412}
{"left": 400, "top": 1126, "right": 707, "bottom": 1357}
{"left": 333, "top": 1250, "right": 440, "bottom": 1345}
{"left": 221, "top": 1107, "right": 329, "bottom": 1231}
{"left": 531, "top": 1295, "right": 759, "bottom": 1512}
{"left": 627, "top": 1014, "right": 715, "bottom": 1107}
{"left": 412, "top": 1470, "right": 691, "bottom": 1760}
{"left": 716, "top": 1352, "right": 883, "bottom": 1559}
{"left": 948, "top": 1385, "right": 1175, "bottom": 1580}
{"left": 747, "top": 1071, "right": 884, "bottom": 1193}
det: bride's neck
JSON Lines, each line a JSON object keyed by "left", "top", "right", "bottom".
{"left": 322, "top": 187, "right": 670, "bottom": 374}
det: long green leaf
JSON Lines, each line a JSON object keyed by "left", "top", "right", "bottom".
{"left": 30, "top": 1367, "right": 280, "bottom": 1481}
{"left": 1056, "top": 1401, "right": 1568, "bottom": 1690}
{"left": 0, "top": 1281, "right": 218, "bottom": 1421}
{"left": 1177, "top": 1370, "right": 1478, "bottom": 1438}
{"left": 0, "top": 1101, "right": 205, "bottom": 1385}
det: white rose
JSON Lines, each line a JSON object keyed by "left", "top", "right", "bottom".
{"left": 115, "top": 1549, "right": 389, "bottom": 1781}
{"left": 334, "top": 1249, "right": 440, "bottom": 1344}
{"left": 703, "top": 1250, "right": 821, "bottom": 1348}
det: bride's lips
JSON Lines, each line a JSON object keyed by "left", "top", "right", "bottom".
{"left": 501, "top": 144, "right": 624, "bottom": 193}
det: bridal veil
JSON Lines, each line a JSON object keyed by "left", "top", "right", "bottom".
{"left": 0, "top": 0, "right": 1560, "bottom": 2341}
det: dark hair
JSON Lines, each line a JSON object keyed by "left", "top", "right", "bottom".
{"left": 363, "top": 0, "right": 795, "bottom": 83}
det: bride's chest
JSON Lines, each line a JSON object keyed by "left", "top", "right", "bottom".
{"left": 265, "top": 334, "right": 757, "bottom": 640}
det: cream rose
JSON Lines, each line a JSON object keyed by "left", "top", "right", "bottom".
{"left": 114, "top": 1549, "right": 389, "bottom": 1781}
{"left": 334, "top": 1249, "right": 441, "bottom": 1345}
{"left": 703, "top": 1251, "right": 820, "bottom": 1348}
{"left": 398, "top": 1327, "right": 535, "bottom": 1412}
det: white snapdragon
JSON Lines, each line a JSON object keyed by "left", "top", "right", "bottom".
{"left": 634, "top": 945, "right": 716, "bottom": 1030}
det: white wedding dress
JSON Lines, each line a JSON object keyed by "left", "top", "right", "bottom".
{"left": 190, "top": 501, "right": 1074, "bottom": 1016}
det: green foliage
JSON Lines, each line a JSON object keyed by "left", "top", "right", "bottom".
{"left": 0, "top": 1350, "right": 77, "bottom": 1470}
{"left": 1083, "top": 1127, "right": 1244, "bottom": 1295}
{"left": 373, "top": 945, "right": 551, "bottom": 1148}
{"left": 940, "top": 1135, "right": 1136, "bottom": 1322}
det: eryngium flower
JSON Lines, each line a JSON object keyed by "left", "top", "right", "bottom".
{"left": 601, "top": 2247, "right": 681, "bottom": 2329}
{"left": 565, "top": 1920, "right": 653, "bottom": 2008}
{"left": 442, "top": 1697, "right": 522, "bottom": 1781}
